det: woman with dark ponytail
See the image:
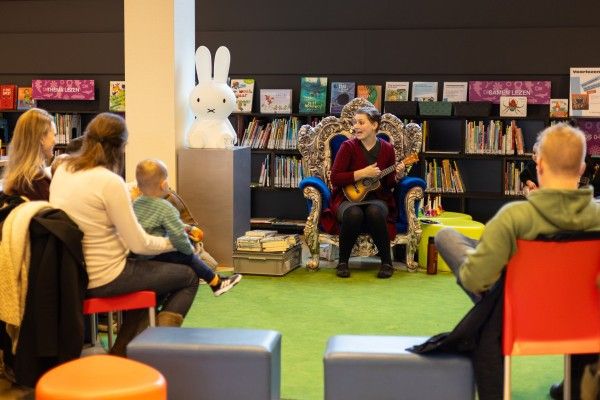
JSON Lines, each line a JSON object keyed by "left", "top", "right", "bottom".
{"left": 50, "top": 113, "right": 199, "bottom": 355}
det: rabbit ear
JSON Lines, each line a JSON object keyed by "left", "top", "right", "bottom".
{"left": 195, "top": 46, "right": 212, "bottom": 84}
{"left": 213, "top": 46, "right": 230, "bottom": 84}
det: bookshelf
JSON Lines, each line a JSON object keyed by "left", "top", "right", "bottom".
{"left": 231, "top": 113, "right": 325, "bottom": 231}
{"left": 0, "top": 76, "right": 124, "bottom": 156}
{"left": 411, "top": 103, "right": 559, "bottom": 222}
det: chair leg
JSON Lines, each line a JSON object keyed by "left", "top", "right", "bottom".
{"left": 107, "top": 311, "right": 115, "bottom": 349}
{"left": 148, "top": 307, "right": 156, "bottom": 327}
{"left": 564, "top": 354, "right": 571, "bottom": 400}
{"left": 89, "top": 314, "right": 97, "bottom": 346}
{"left": 503, "top": 355, "right": 511, "bottom": 400}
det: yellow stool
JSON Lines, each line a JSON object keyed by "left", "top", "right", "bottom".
{"left": 418, "top": 219, "right": 485, "bottom": 273}
{"left": 35, "top": 355, "right": 166, "bottom": 400}
{"left": 420, "top": 211, "right": 472, "bottom": 222}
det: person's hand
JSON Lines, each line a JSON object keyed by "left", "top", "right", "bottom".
{"left": 357, "top": 163, "right": 380, "bottom": 180}
{"left": 525, "top": 180, "right": 538, "bottom": 190}
{"left": 523, "top": 180, "right": 538, "bottom": 196}
{"left": 185, "top": 226, "right": 204, "bottom": 242}
{"left": 395, "top": 162, "right": 405, "bottom": 180}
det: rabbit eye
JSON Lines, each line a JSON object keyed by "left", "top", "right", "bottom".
{"left": 196, "top": 98, "right": 200, "bottom": 103}
{"left": 222, "top": 98, "right": 226, "bottom": 103}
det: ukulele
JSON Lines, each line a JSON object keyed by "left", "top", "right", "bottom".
{"left": 342, "top": 153, "right": 419, "bottom": 202}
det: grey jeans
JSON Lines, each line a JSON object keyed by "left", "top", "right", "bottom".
{"left": 87, "top": 257, "right": 199, "bottom": 316}
{"left": 434, "top": 227, "right": 481, "bottom": 303}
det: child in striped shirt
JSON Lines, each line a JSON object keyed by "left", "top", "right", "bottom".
{"left": 133, "top": 159, "right": 241, "bottom": 296}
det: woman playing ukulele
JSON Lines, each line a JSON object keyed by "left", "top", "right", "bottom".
{"left": 326, "top": 106, "right": 407, "bottom": 279}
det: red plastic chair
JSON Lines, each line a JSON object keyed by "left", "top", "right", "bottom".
{"left": 83, "top": 291, "right": 156, "bottom": 350}
{"left": 503, "top": 237, "right": 600, "bottom": 400}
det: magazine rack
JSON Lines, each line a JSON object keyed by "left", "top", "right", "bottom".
{"left": 298, "top": 98, "right": 426, "bottom": 270}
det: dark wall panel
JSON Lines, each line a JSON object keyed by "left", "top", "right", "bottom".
{"left": 0, "top": 33, "right": 123, "bottom": 74}
{"left": 198, "top": 27, "right": 600, "bottom": 78}
{"left": 0, "top": 0, "right": 124, "bottom": 33}
{"left": 196, "top": 0, "right": 599, "bottom": 31}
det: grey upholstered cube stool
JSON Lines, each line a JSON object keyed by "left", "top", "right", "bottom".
{"left": 127, "top": 327, "right": 281, "bottom": 400}
{"left": 324, "top": 335, "right": 475, "bottom": 400}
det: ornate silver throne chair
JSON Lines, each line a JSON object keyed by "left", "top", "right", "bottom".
{"left": 297, "top": 98, "right": 426, "bottom": 271}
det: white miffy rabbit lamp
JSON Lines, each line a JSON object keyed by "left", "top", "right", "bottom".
{"left": 187, "top": 46, "right": 238, "bottom": 148}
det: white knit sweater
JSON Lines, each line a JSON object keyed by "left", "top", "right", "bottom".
{"left": 50, "top": 165, "right": 174, "bottom": 289}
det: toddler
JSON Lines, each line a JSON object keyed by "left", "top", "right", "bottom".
{"left": 133, "top": 158, "right": 241, "bottom": 296}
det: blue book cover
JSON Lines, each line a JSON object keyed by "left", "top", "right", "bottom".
{"left": 330, "top": 82, "right": 355, "bottom": 114}
{"left": 299, "top": 77, "right": 327, "bottom": 114}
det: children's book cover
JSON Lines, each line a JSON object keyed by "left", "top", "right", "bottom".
{"left": 17, "top": 87, "right": 36, "bottom": 110}
{"left": 0, "top": 85, "right": 17, "bottom": 110}
{"left": 330, "top": 82, "right": 355, "bottom": 114}
{"left": 299, "top": 77, "right": 327, "bottom": 114}
{"left": 549, "top": 98, "right": 568, "bottom": 118}
{"left": 109, "top": 81, "right": 126, "bottom": 112}
{"left": 231, "top": 78, "right": 255, "bottom": 113}
{"left": 411, "top": 82, "right": 438, "bottom": 102}
{"left": 499, "top": 96, "right": 527, "bottom": 117}
{"left": 356, "top": 84, "right": 382, "bottom": 111}
{"left": 384, "top": 82, "right": 409, "bottom": 102}
{"left": 260, "top": 89, "right": 292, "bottom": 114}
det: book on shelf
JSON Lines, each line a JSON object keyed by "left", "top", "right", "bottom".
{"left": 504, "top": 161, "right": 525, "bottom": 195}
{"left": 0, "top": 118, "right": 8, "bottom": 144}
{"left": 384, "top": 81, "right": 409, "bottom": 102}
{"left": 274, "top": 155, "right": 303, "bottom": 188}
{"left": 549, "top": 98, "right": 568, "bottom": 118}
{"left": 299, "top": 77, "right": 327, "bottom": 114}
{"left": 231, "top": 78, "right": 254, "bottom": 113}
{"left": 442, "top": 82, "right": 468, "bottom": 102}
{"left": 244, "top": 229, "right": 278, "bottom": 238}
{"left": 53, "top": 113, "right": 82, "bottom": 145}
{"left": 235, "top": 233, "right": 300, "bottom": 252}
{"left": 260, "top": 89, "right": 292, "bottom": 114}
{"left": 356, "top": 84, "right": 382, "bottom": 111}
{"left": 0, "top": 84, "right": 17, "bottom": 110}
{"left": 499, "top": 96, "right": 527, "bottom": 117}
{"left": 250, "top": 217, "right": 277, "bottom": 224}
{"left": 330, "top": 82, "right": 355, "bottom": 114}
{"left": 16, "top": 87, "right": 36, "bottom": 110}
{"left": 236, "top": 235, "right": 263, "bottom": 251}
{"left": 411, "top": 82, "right": 438, "bottom": 102}
{"left": 109, "top": 81, "right": 126, "bottom": 112}
{"left": 272, "top": 219, "right": 305, "bottom": 227}
{"left": 260, "top": 234, "right": 300, "bottom": 252}
{"left": 425, "top": 158, "right": 464, "bottom": 193}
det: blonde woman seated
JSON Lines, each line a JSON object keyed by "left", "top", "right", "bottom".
{"left": 2, "top": 108, "right": 56, "bottom": 200}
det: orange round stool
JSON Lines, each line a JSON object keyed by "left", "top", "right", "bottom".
{"left": 35, "top": 355, "right": 166, "bottom": 400}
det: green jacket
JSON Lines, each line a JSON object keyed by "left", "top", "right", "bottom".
{"left": 460, "top": 187, "right": 600, "bottom": 294}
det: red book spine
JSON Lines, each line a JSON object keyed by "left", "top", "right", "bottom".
{"left": 0, "top": 85, "right": 17, "bottom": 110}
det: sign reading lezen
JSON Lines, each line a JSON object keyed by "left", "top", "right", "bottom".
{"left": 468, "top": 81, "right": 551, "bottom": 104}
{"left": 32, "top": 79, "right": 95, "bottom": 100}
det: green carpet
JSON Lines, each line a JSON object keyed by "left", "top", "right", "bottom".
{"left": 183, "top": 263, "right": 561, "bottom": 399}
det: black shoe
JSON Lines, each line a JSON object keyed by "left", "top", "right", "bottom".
{"left": 336, "top": 263, "right": 350, "bottom": 278}
{"left": 377, "top": 263, "right": 394, "bottom": 279}
{"left": 549, "top": 381, "right": 562, "bottom": 400}
{"left": 212, "top": 274, "right": 242, "bottom": 296}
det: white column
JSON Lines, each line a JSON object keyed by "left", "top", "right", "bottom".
{"left": 123, "top": 0, "right": 194, "bottom": 189}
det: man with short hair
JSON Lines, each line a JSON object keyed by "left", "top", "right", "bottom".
{"left": 434, "top": 123, "right": 600, "bottom": 399}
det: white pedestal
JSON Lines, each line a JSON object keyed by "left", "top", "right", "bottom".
{"left": 177, "top": 147, "right": 250, "bottom": 266}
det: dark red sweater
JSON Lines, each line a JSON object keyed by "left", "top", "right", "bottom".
{"left": 321, "top": 138, "right": 398, "bottom": 239}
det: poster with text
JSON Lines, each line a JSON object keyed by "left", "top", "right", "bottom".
{"left": 569, "top": 67, "right": 600, "bottom": 117}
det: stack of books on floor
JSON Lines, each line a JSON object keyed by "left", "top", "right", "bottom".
{"left": 236, "top": 230, "right": 300, "bottom": 252}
